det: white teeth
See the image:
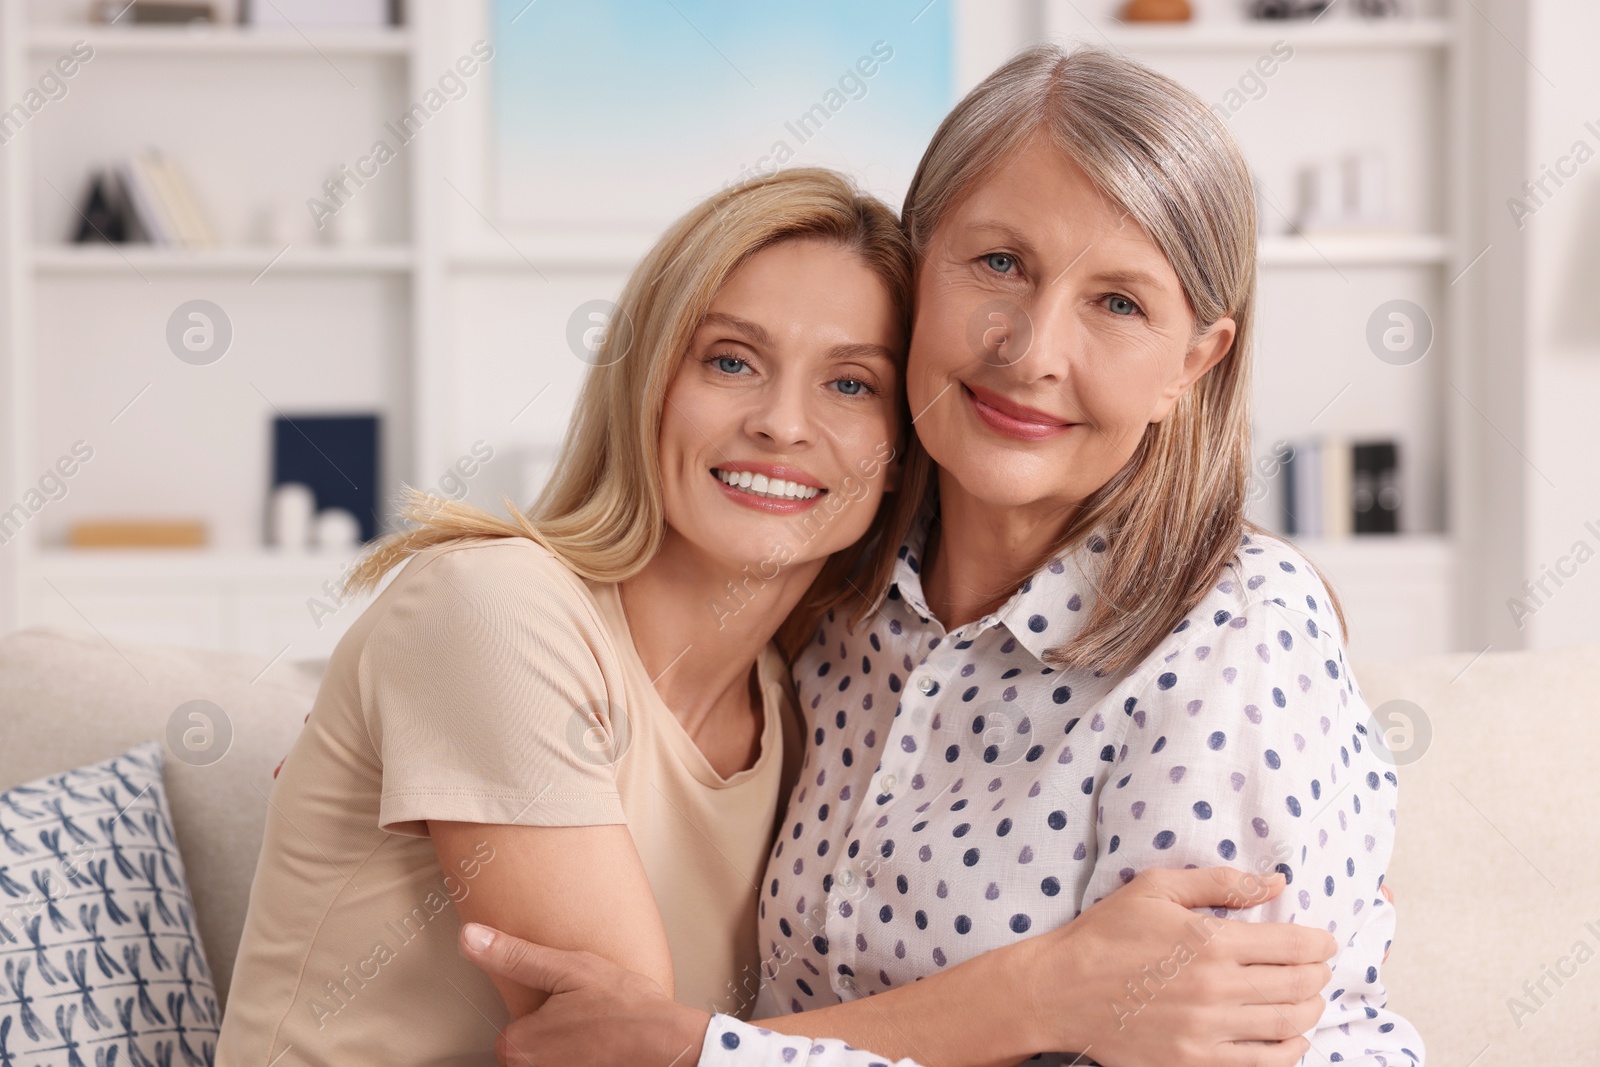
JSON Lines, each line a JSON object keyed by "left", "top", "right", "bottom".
{"left": 714, "top": 469, "right": 821, "bottom": 501}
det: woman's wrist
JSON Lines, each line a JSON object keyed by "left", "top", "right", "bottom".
{"left": 954, "top": 935, "right": 1062, "bottom": 1061}
{"left": 667, "top": 1005, "right": 713, "bottom": 1065}
{"left": 1004, "top": 925, "right": 1096, "bottom": 1057}
{"left": 989, "top": 935, "right": 1057, "bottom": 1056}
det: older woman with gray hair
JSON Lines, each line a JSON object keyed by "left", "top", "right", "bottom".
{"left": 461, "top": 44, "right": 1423, "bottom": 1067}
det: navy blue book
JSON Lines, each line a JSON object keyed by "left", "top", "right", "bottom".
{"left": 271, "top": 414, "right": 381, "bottom": 542}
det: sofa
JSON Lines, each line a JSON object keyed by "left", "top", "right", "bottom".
{"left": 1, "top": 625, "right": 1596, "bottom": 1063}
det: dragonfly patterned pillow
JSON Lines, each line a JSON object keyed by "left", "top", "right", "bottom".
{"left": 0, "top": 741, "right": 219, "bottom": 1066}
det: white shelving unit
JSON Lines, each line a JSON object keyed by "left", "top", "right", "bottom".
{"left": 0, "top": 0, "right": 1488, "bottom": 663}
{"left": 0, "top": 0, "right": 450, "bottom": 660}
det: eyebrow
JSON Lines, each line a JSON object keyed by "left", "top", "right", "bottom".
{"left": 827, "top": 341, "right": 898, "bottom": 365}
{"left": 697, "top": 311, "right": 898, "bottom": 365}
{"left": 699, "top": 311, "right": 770, "bottom": 346}
{"left": 1086, "top": 268, "right": 1165, "bottom": 291}
{"left": 963, "top": 219, "right": 1039, "bottom": 253}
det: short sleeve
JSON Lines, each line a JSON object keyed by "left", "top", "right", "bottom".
{"left": 359, "top": 538, "right": 629, "bottom": 836}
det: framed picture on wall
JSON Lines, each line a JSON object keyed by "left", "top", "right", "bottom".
{"left": 489, "top": 0, "right": 954, "bottom": 238}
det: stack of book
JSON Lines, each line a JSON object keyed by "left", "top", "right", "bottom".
{"left": 1281, "top": 437, "right": 1401, "bottom": 538}
{"left": 73, "top": 151, "right": 215, "bottom": 247}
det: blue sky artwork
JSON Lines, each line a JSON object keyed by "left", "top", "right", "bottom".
{"left": 491, "top": 0, "right": 953, "bottom": 232}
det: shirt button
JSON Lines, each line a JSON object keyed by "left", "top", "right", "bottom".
{"left": 916, "top": 676, "right": 936, "bottom": 694}
{"left": 838, "top": 868, "right": 856, "bottom": 887}
{"left": 879, "top": 773, "right": 897, "bottom": 792}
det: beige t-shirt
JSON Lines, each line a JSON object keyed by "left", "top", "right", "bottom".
{"left": 216, "top": 536, "right": 801, "bottom": 1067}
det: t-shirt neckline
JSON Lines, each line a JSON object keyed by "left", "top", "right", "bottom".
{"left": 589, "top": 579, "right": 782, "bottom": 791}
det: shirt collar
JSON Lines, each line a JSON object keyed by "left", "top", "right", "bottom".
{"left": 884, "top": 504, "right": 1108, "bottom": 665}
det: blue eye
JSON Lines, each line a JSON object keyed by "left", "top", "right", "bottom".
{"left": 835, "top": 378, "right": 866, "bottom": 396}
{"left": 983, "top": 252, "right": 1017, "bottom": 274}
{"left": 1105, "top": 294, "right": 1140, "bottom": 316}
{"left": 713, "top": 354, "right": 749, "bottom": 374}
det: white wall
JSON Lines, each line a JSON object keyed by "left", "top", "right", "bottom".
{"left": 1520, "top": 0, "right": 1600, "bottom": 649}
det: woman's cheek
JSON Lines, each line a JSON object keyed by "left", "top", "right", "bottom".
{"left": 912, "top": 288, "right": 973, "bottom": 373}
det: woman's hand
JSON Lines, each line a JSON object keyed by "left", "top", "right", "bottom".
{"left": 1021, "top": 866, "right": 1336, "bottom": 1067}
{"left": 458, "top": 922, "right": 711, "bottom": 1067}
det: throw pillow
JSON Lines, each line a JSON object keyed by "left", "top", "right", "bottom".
{"left": 0, "top": 741, "right": 220, "bottom": 1066}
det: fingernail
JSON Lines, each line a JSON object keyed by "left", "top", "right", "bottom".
{"left": 463, "top": 923, "right": 494, "bottom": 952}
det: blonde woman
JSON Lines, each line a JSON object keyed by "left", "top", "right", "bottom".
{"left": 460, "top": 46, "right": 1422, "bottom": 1067}
{"left": 215, "top": 170, "right": 913, "bottom": 1065}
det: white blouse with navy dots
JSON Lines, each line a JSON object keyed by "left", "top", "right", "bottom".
{"left": 698, "top": 510, "right": 1424, "bottom": 1067}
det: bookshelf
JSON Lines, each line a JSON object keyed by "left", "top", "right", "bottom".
{"left": 0, "top": 0, "right": 1511, "bottom": 663}
{"left": 0, "top": 0, "right": 446, "bottom": 662}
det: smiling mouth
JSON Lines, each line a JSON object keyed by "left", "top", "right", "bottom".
{"left": 962, "top": 383, "right": 1074, "bottom": 441}
{"left": 711, "top": 468, "right": 825, "bottom": 501}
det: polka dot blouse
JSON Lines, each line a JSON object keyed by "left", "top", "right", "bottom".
{"left": 699, "top": 512, "right": 1424, "bottom": 1066}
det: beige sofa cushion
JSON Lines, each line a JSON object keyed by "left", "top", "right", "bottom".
{"left": 1357, "top": 641, "right": 1600, "bottom": 1066}
{"left": 0, "top": 627, "right": 319, "bottom": 1008}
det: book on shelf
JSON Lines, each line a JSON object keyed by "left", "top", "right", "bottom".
{"left": 1352, "top": 441, "right": 1401, "bottom": 535}
{"left": 69, "top": 519, "right": 208, "bottom": 548}
{"left": 90, "top": 0, "right": 216, "bottom": 23}
{"left": 1281, "top": 435, "right": 1400, "bottom": 539}
{"left": 270, "top": 414, "right": 382, "bottom": 545}
{"left": 86, "top": 151, "right": 216, "bottom": 248}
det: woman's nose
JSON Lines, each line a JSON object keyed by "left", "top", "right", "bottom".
{"left": 745, "top": 378, "right": 815, "bottom": 449}
{"left": 971, "top": 299, "right": 1034, "bottom": 368}
{"left": 1004, "top": 290, "right": 1077, "bottom": 385}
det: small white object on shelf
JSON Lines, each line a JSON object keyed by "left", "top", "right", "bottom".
{"left": 268, "top": 482, "right": 315, "bottom": 551}
{"left": 248, "top": 203, "right": 293, "bottom": 245}
{"left": 317, "top": 172, "right": 375, "bottom": 246}
{"left": 1291, "top": 149, "right": 1392, "bottom": 235}
{"left": 312, "top": 508, "right": 362, "bottom": 550}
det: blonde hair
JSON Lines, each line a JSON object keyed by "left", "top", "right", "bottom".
{"left": 871, "top": 44, "right": 1345, "bottom": 674}
{"left": 344, "top": 168, "right": 915, "bottom": 658}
